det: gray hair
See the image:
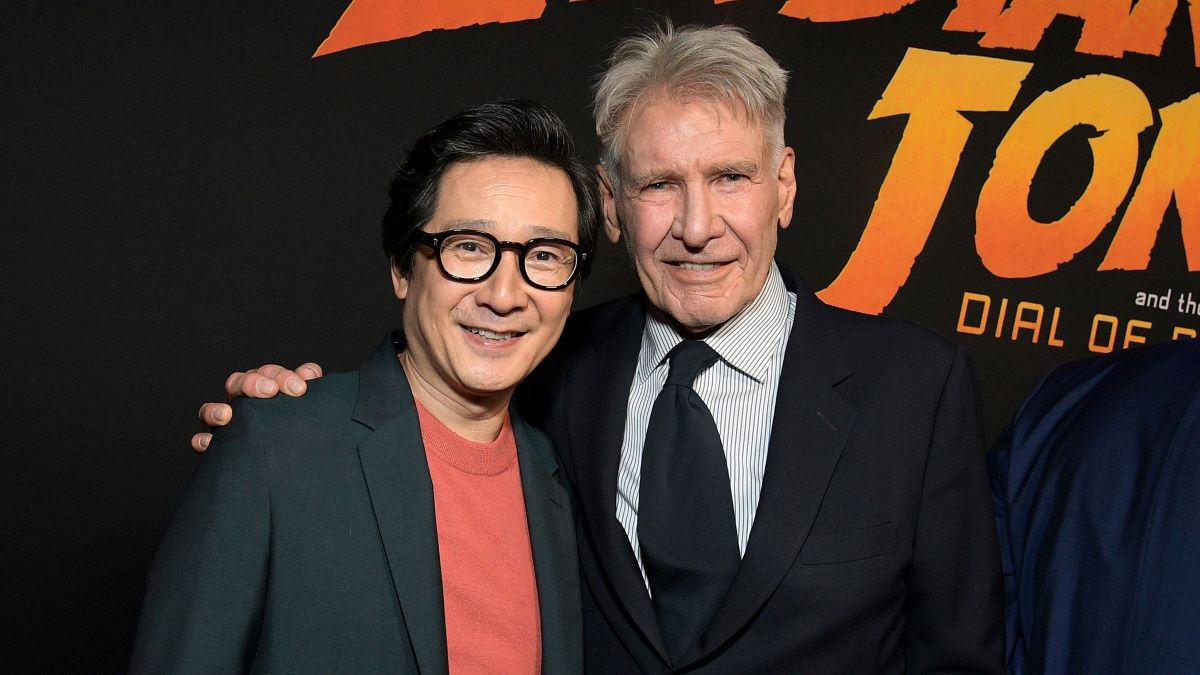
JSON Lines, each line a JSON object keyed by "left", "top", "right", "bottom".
{"left": 593, "top": 22, "right": 789, "bottom": 190}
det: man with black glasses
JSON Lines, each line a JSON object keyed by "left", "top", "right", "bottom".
{"left": 131, "top": 100, "right": 594, "bottom": 673}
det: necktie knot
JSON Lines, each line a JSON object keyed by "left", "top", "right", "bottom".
{"left": 666, "top": 340, "right": 720, "bottom": 387}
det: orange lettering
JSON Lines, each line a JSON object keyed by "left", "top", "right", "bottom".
{"left": 1101, "top": 93, "right": 1200, "bottom": 272}
{"left": 1193, "top": 2, "right": 1200, "bottom": 67}
{"left": 957, "top": 292, "right": 992, "bottom": 334}
{"left": 310, "top": 0, "right": 1200, "bottom": 65}
{"left": 818, "top": 49, "right": 1031, "bottom": 313}
{"left": 976, "top": 74, "right": 1152, "bottom": 278}
{"left": 1010, "top": 301, "right": 1045, "bottom": 342}
{"left": 1124, "top": 318, "right": 1153, "bottom": 347}
{"left": 1047, "top": 306, "right": 1065, "bottom": 347}
{"left": 944, "top": 0, "right": 1192, "bottom": 65}
{"left": 314, "top": 0, "right": 546, "bottom": 57}
{"left": 1089, "top": 313, "right": 1120, "bottom": 353}
{"left": 943, "top": 0, "right": 1008, "bottom": 33}
{"left": 779, "top": 0, "right": 917, "bottom": 21}
{"left": 1175, "top": 326, "right": 1198, "bottom": 339}
{"left": 994, "top": 297, "right": 1009, "bottom": 338}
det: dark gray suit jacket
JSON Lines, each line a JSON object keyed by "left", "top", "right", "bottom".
{"left": 131, "top": 333, "right": 581, "bottom": 674}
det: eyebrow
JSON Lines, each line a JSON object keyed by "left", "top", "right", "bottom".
{"left": 625, "top": 169, "right": 682, "bottom": 188}
{"left": 438, "top": 219, "right": 574, "bottom": 241}
{"left": 625, "top": 159, "right": 762, "bottom": 188}
{"left": 713, "top": 160, "right": 761, "bottom": 176}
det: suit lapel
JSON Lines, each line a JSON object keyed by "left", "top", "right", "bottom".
{"left": 353, "top": 334, "right": 449, "bottom": 675}
{"left": 682, "top": 274, "right": 858, "bottom": 668}
{"left": 513, "top": 413, "right": 582, "bottom": 675}
{"left": 565, "top": 297, "right": 670, "bottom": 661}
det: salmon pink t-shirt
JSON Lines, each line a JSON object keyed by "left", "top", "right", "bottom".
{"left": 416, "top": 402, "right": 542, "bottom": 674}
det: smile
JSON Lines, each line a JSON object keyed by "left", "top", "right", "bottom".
{"left": 464, "top": 327, "right": 525, "bottom": 341}
{"left": 678, "top": 262, "right": 720, "bottom": 271}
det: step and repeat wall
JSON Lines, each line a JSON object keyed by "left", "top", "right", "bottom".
{"left": 4, "top": 0, "right": 1196, "bottom": 669}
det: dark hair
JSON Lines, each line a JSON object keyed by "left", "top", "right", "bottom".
{"left": 382, "top": 99, "right": 598, "bottom": 281}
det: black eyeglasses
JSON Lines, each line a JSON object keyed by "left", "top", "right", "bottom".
{"left": 414, "top": 229, "right": 590, "bottom": 291}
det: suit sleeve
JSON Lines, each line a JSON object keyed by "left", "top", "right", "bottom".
{"left": 905, "top": 346, "right": 1005, "bottom": 673}
{"left": 128, "top": 402, "right": 270, "bottom": 673}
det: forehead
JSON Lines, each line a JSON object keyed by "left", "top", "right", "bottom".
{"left": 432, "top": 156, "right": 579, "bottom": 240}
{"left": 620, "top": 95, "right": 767, "bottom": 171}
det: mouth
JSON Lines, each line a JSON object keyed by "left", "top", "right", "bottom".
{"left": 666, "top": 259, "right": 731, "bottom": 273}
{"left": 463, "top": 326, "right": 527, "bottom": 342}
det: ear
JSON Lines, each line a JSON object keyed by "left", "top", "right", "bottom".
{"left": 390, "top": 262, "right": 409, "bottom": 300}
{"left": 596, "top": 164, "right": 623, "bottom": 244}
{"left": 775, "top": 146, "right": 797, "bottom": 230}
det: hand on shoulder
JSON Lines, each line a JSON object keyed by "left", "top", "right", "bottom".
{"left": 191, "top": 362, "right": 324, "bottom": 452}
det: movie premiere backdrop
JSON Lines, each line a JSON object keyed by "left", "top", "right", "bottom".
{"left": 3, "top": 0, "right": 1196, "bottom": 669}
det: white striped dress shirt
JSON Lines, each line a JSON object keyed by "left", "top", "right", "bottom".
{"left": 616, "top": 263, "right": 797, "bottom": 587}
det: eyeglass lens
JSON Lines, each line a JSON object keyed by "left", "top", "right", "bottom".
{"left": 438, "top": 232, "right": 579, "bottom": 288}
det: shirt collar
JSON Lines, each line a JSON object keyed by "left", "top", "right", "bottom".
{"left": 636, "top": 262, "right": 792, "bottom": 384}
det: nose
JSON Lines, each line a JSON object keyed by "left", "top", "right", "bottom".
{"left": 673, "top": 185, "right": 726, "bottom": 248}
{"left": 474, "top": 251, "right": 530, "bottom": 314}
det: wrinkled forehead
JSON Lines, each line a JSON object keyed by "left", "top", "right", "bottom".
{"left": 620, "top": 91, "right": 769, "bottom": 150}
{"left": 635, "top": 87, "right": 762, "bottom": 128}
{"left": 619, "top": 94, "right": 769, "bottom": 169}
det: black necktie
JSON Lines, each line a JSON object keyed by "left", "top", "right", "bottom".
{"left": 638, "top": 339, "right": 740, "bottom": 663}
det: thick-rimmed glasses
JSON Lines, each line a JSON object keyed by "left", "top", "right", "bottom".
{"left": 414, "top": 229, "right": 590, "bottom": 291}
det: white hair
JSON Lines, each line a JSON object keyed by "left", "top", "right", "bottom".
{"left": 592, "top": 22, "right": 789, "bottom": 190}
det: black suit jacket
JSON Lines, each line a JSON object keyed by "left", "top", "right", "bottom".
{"left": 132, "top": 333, "right": 581, "bottom": 674}
{"left": 524, "top": 267, "right": 1003, "bottom": 673}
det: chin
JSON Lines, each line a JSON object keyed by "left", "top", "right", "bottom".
{"left": 459, "top": 370, "right": 523, "bottom": 398}
{"left": 666, "top": 301, "right": 738, "bottom": 333}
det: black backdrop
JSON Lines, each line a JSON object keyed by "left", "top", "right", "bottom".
{"left": 4, "top": 1, "right": 1196, "bottom": 670}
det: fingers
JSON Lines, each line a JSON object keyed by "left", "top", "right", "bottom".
{"left": 192, "top": 402, "right": 229, "bottom": 453}
{"left": 191, "top": 432, "right": 213, "bottom": 454}
{"left": 264, "top": 362, "right": 324, "bottom": 396}
{"left": 296, "top": 362, "right": 323, "bottom": 380}
{"left": 224, "top": 364, "right": 295, "bottom": 398}
{"left": 226, "top": 366, "right": 278, "bottom": 398}
{"left": 224, "top": 362, "right": 325, "bottom": 400}
{"left": 197, "top": 361, "right": 324, "bottom": 453}
{"left": 200, "top": 402, "right": 232, "bottom": 427}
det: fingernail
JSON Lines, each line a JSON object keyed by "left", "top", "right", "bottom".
{"left": 256, "top": 379, "right": 274, "bottom": 395}
{"left": 214, "top": 407, "right": 228, "bottom": 422}
{"left": 286, "top": 378, "right": 304, "bottom": 395}
{"left": 199, "top": 436, "right": 210, "bottom": 450}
